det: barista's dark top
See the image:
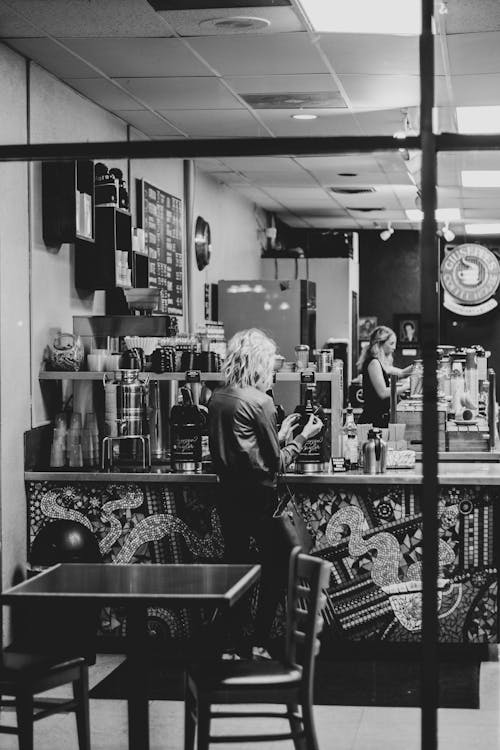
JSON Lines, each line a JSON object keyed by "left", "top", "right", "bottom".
{"left": 360, "top": 355, "right": 390, "bottom": 428}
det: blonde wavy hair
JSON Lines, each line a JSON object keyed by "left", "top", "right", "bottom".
{"left": 223, "top": 328, "right": 276, "bottom": 391}
{"left": 357, "top": 325, "right": 396, "bottom": 371}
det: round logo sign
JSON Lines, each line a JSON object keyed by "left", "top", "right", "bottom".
{"left": 440, "top": 243, "right": 500, "bottom": 305}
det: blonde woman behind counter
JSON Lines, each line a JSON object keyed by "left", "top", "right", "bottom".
{"left": 357, "top": 325, "right": 413, "bottom": 428}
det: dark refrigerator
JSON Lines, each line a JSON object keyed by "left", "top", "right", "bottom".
{"left": 218, "top": 279, "right": 316, "bottom": 359}
{"left": 218, "top": 279, "right": 316, "bottom": 413}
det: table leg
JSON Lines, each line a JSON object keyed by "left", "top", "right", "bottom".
{"left": 126, "top": 605, "right": 150, "bottom": 750}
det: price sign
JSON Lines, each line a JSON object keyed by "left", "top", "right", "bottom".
{"left": 185, "top": 370, "right": 201, "bottom": 383}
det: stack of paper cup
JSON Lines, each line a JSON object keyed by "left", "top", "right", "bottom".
{"left": 66, "top": 412, "right": 83, "bottom": 467}
{"left": 82, "top": 412, "right": 99, "bottom": 467}
{"left": 50, "top": 412, "right": 67, "bottom": 467}
{"left": 104, "top": 382, "right": 119, "bottom": 437}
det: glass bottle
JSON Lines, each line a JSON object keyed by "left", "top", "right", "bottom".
{"left": 342, "top": 403, "right": 359, "bottom": 469}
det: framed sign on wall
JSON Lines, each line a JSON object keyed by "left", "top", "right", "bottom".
{"left": 136, "top": 179, "right": 183, "bottom": 316}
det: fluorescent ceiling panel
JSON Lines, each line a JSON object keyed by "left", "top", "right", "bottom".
{"left": 465, "top": 223, "right": 500, "bottom": 234}
{"left": 457, "top": 106, "right": 500, "bottom": 134}
{"left": 405, "top": 208, "right": 461, "bottom": 221}
{"left": 297, "top": 0, "right": 421, "bottom": 34}
{"left": 462, "top": 170, "right": 500, "bottom": 187}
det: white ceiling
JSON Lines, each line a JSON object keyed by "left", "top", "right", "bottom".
{"left": 1, "top": 0, "right": 500, "bottom": 234}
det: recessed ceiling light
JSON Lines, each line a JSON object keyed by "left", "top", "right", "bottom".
{"left": 291, "top": 113, "right": 318, "bottom": 120}
{"left": 465, "top": 223, "right": 500, "bottom": 235}
{"left": 461, "top": 170, "right": 500, "bottom": 187}
{"left": 406, "top": 208, "right": 461, "bottom": 222}
{"left": 296, "top": 0, "right": 421, "bottom": 34}
{"left": 457, "top": 106, "right": 500, "bottom": 134}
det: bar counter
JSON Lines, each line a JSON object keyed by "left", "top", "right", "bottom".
{"left": 24, "top": 457, "right": 499, "bottom": 648}
{"left": 23, "top": 459, "right": 500, "bottom": 485}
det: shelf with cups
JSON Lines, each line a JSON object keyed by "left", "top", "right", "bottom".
{"left": 38, "top": 370, "right": 336, "bottom": 381}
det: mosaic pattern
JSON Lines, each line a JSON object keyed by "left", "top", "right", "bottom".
{"left": 26, "top": 481, "right": 498, "bottom": 644}
{"left": 292, "top": 484, "right": 498, "bottom": 643}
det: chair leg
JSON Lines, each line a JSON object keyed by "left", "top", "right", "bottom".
{"left": 287, "top": 702, "right": 307, "bottom": 750}
{"left": 184, "top": 688, "right": 196, "bottom": 750}
{"left": 15, "top": 689, "right": 34, "bottom": 750}
{"left": 196, "top": 698, "right": 211, "bottom": 750}
{"left": 301, "top": 700, "right": 320, "bottom": 750}
{"left": 73, "top": 664, "right": 91, "bottom": 750}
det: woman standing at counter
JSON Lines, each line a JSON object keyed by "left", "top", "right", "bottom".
{"left": 208, "top": 328, "right": 322, "bottom": 656}
{"left": 357, "top": 325, "right": 413, "bottom": 427}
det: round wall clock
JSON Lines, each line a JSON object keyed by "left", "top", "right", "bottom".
{"left": 194, "top": 216, "right": 211, "bottom": 270}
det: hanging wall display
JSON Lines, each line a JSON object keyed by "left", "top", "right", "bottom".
{"left": 136, "top": 179, "right": 183, "bottom": 315}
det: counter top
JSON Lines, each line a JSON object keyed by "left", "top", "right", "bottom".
{"left": 24, "top": 462, "right": 500, "bottom": 485}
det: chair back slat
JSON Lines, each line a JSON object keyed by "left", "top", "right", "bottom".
{"left": 285, "top": 547, "right": 331, "bottom": 689}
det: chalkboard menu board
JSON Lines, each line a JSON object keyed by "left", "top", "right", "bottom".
{"left": 136, "top": 179, "right": 183, "bottom": 315}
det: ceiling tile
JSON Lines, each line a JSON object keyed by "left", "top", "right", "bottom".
{"left": 0, "top": 6, "right": 36, "bottom": 36}
{"left": 259, "top": 186, "right": 334, "bottom": 204}
{"left": 117, "top": 76, "right": 243, "bottom": 108}
{"left": 64, "top": 78, "right": 147, "bottom": 110}
{"left": 62, "top": 38, "right": 210, "bottom": 77}
{"left": 446, "top": 0, "right": 500, "bottom": 34}
{"left": 157, "top": 108, "right": 265, "bottom": 136}
{"left": 0, "top": 0, "right": 168, "bottom": 37}
{"left": 463, "top": 208, "right": 500, "bottom": 219}
{"left": 339, "top": 74, "right": 421, "bottom": 109}
{"left": 5, "top": 38, "right": 98, "bottom": 78}
{"left": 451, "top": 74, "right": 500, "bottom": 106}
{"left": 447, "top": 32, "right": 500, "bottom": 76}
{"left": 219, "top": 156, "right": 309, "bottom": 172}
{"left": 318, "top": 34, "right": 421, "bottom": 76}
{"left": 114, "top": 110, "right": 183, "bottom": 136}
{"left": 224, "top": 73, "right": 338, "bottom": 95}
{"left": 188, "top": 32, "right": 329, "bottom": 75}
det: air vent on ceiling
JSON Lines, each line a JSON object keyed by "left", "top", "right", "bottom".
{"left": 242, "top": 91, "right": 346, "bottom": 109}
{"left": 147, "top": 1, "right": 290, "bottom": 9}
{"left": 329, "top": 187, "right": 375, "bottom": 195}
{"left": 199, "top": 15, "right": 270, "bottom": 30}
{"left": 345, "top": 207, "right": 386, "bottom": 213}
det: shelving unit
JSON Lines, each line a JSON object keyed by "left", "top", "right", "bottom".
{"left": 39, "top": 367, "right": 344, "bottom": 460}
{"left": 42, "top": 160, "right": 95, "bottom": 246}
{"left": 39, "top": 370, "right": 334, "bottom": 382}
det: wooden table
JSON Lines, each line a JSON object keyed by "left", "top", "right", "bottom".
{"left": 2, "top": 562, "right": 261, "bottom": 750}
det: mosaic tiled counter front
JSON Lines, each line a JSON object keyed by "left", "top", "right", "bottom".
{"left": 25, "top": 476, "right": 498, "bottom": 645}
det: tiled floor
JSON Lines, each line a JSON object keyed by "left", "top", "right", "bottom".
{"left": 0, "top": 652, "right": 498, "bottom": 749}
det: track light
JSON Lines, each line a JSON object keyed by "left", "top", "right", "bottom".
{"left": 380, "top": 222, "right": 394, "bottom": 241}
{"left": 442, "top": 221, "right": 455, "bottom": 242}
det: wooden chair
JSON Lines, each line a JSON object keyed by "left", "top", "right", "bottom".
{"left": 0, "top": 651, "right": 90, "bottom": 750}
{"left": 184, "top": 547, "right": 331, "bottom": 750}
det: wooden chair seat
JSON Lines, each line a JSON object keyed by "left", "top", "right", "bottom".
{"left": 188, "top": 660, "right": 303, "bottom": 691}
{"left": 0, "top": 651, "right": 90, "bottom": 750}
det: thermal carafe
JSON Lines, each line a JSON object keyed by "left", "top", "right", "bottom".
{"left": 148, "top": 380, "right": 178, "bottom": 462}
{"left": 362, "top": 428, "right": 387, "bottom": 474}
